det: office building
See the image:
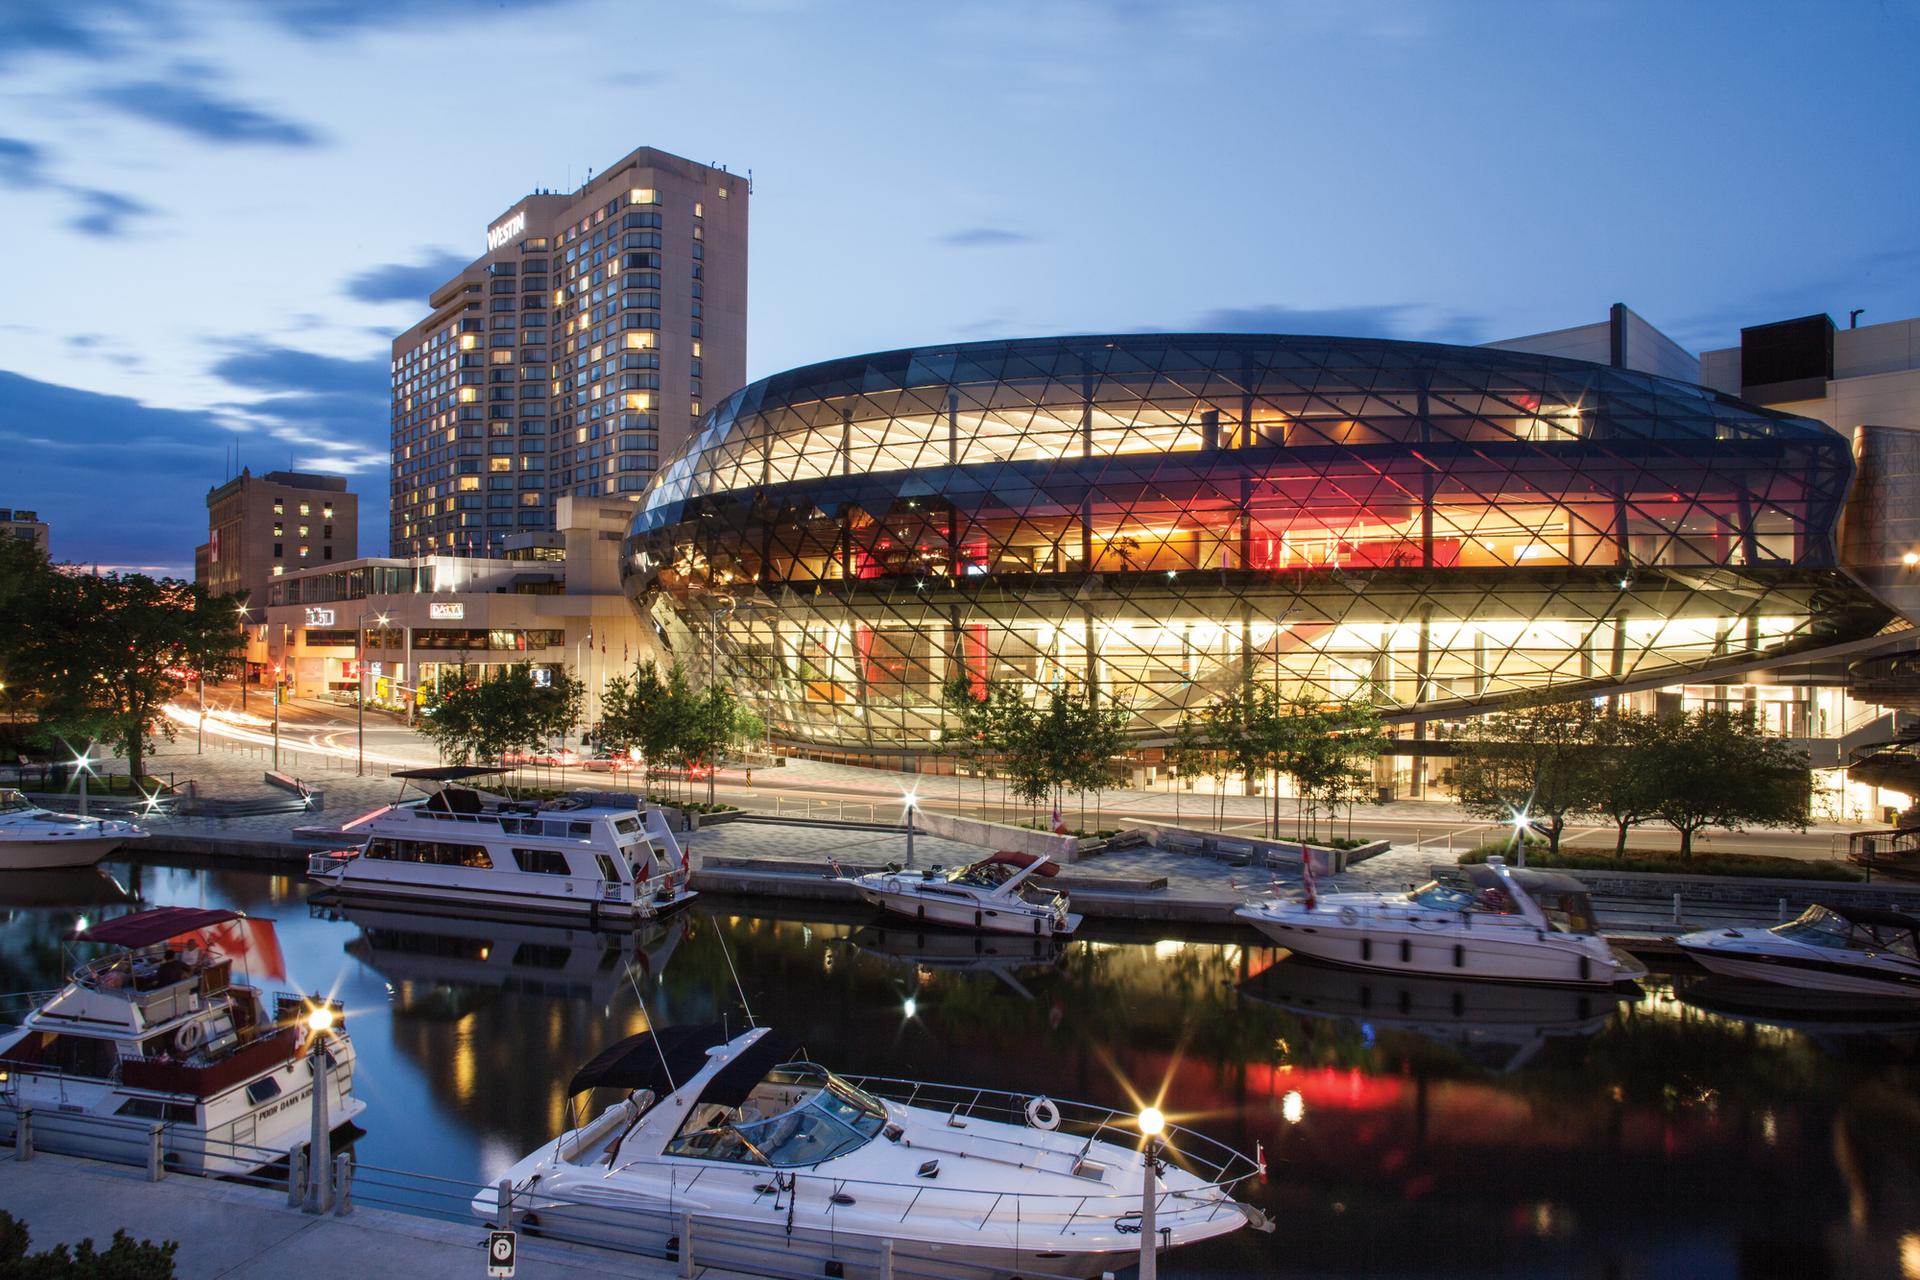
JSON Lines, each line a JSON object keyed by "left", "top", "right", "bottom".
{"left": 199, "top": 469, "right": 357, "bottom": 605}
{"left": 622, "top": 331, "right": 1920, "bottom": 816}
{"left": 1, "top": 507, "right": 49, "bottom": 555}
{"left": 389, "top": 146, "right": 748, "bottom": 560}
{"left": 247, "top": 497, "right": 646, "bottom": 720}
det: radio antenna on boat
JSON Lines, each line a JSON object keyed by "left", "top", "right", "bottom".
{"left": 625, "top": 961, "right": 678, "bottom": 1094}
{"left": 717, "top": 925, "right": 757, "bottom": 1028}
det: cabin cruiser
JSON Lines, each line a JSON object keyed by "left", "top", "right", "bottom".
{"left": 307, "top": 766, "right": 695, "bottom": 925}
{"left": 0, "top": 789, "right": 148, "bottom": 870}
{"left": 850, "top": 851, "right": 1081, "bottom": 937}
{"left": 1240, "top": 957, "right": 1623, "bottom": 1073}
{"left": 1675, "top": 904, "right": 1920, "bottom": 998}
{"left": 1236, "top": 857, "right": 1646, "bottom": 988}
{"left": 474, "top": 1024, "right": 1261, "bottom": 1280}
{"left": 0, "top": 907, "right": 362, "bottom": 1175}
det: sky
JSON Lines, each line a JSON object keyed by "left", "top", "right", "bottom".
{"left": 2, "top": 0, "right": 1917, "bottom": 575}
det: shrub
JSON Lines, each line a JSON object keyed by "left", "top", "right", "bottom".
{"left": 1458, "top": 841, "right": 1860, "bottom": 882}
{"left": 0, "top": 1209, "right": 179, "bottom": 1278}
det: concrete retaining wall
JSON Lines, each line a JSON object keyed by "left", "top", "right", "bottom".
{"left": 911, "top": 808, "right": 1086, "bottom": 863}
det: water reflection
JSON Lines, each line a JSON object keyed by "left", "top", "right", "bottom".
{"left": 2, "top": 859, "right": 1919, "bottom": 1276}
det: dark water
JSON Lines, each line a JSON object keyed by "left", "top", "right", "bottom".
{"left": 5, "top": 858, "right": 1920, "bottom": 1279}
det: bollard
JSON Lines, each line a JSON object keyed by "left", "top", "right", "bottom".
{"left": 496, "top": 1178, "right": 513, "bottom": 1228}
{"left": 288, "top": 1146, "right": 307, "bottom": 1208}
{"left": 1778, "top": 898, "right": 1788, "bottom": 922}
{"left": 680, "top": 1210, "right": 695, "bottom": 1278}
{"left": 1672, "top": 892, "right": 1682, "bottom": 925}
{"left": 880, "top": 1239, "right": 895, "bottom": 1280}
{"left": 333, "top": 1153, "right": 353, "bottom": 1215}
{"left": 147, "top": 1123, "right": 166, "bottom": 1181}
{"left": 16, "top": 1107, "right": 31, "bottom": 1161}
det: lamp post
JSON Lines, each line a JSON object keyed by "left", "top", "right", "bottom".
{"left": 303, "top": 1003, "right": 336, "bottom": 1214}
{"left": 903, "top": 791, "right": 917, "bottom": 867}
{"left": 1137, "top": 1106, "right": 1166, "bottom": 1280}
{"left": 236, "top": 604, "right": 252, "bottom": 713}
{"left": 356, "top": 610, "right": 390, "bottom": 777}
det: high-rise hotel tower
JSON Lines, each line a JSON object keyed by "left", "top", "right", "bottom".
{"left": 389, "top": 147, "right": 747, "bottom": 557}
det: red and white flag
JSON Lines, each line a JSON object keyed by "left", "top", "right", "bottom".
{"left": 1050, "top": 798, "right": 1067, "bottom": 835}
{"left": 1300, "top": 845, "right": 1318, "bottom": 911}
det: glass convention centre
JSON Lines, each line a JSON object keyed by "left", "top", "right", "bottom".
{"left": 621, "top": 332, "right": 1914, "bottom": 791}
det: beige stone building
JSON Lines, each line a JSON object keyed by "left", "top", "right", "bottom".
{"left": 198, "top": 470, "right": 358, "bottom": 605}
{"left": 1, "top": 507, "right": 49, "bottom": 556}
{"left": 389, "top": 146, "right": 748, "bottom": 559}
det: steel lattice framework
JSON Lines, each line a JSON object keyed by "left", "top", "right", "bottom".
{"left": 622, "top": 334, "right": 1890, "bottom": 753}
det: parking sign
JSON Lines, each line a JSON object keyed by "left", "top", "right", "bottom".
{"left": 487, "top": 1229, "right": 516, "bottom": 1277}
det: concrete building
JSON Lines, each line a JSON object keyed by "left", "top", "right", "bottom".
{"left": 389, "top": 146, "right": 748, "bottom": 560}
{"left": 1, "top": 507, "right": 49, "bottom": 555}
{"left": 247, "top": 497, "right": 648, "bottom": 724}
{"left": 199, "top": 470, "right": 358, "bottom": 605}
{"left": 1486, "top": 302, "right": 1701, "bottom": 384}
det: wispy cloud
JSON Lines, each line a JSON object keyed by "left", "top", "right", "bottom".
{"left": 68, "top": 188, "right": 154, "bottom": 237}
{"left": 1186, "top": 303, "right": 1484, "bottom": 345}
{"left": 938, "top": 227, "right": 1035, "bottom": 248}
{"left": 342, "top": 251, "right": 469, "bottom": 304}
{"left": 93, "top": 78, "right": 322, "bottom": 147}
{"left": 0, "top": 135, "right": 46, "bottom": 187}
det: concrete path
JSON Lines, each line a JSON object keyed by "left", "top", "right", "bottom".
{"left": 0, "top": 1151, "right": 748, "bottom": 1279}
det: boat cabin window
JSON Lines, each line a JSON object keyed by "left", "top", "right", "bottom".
{"left": 1536, "top": 891, "right": 1597, "bottom": 935}
{"left": 512, "top": 848, "right": 573, "bottom": 875}
{"left": 949, "top": 861, "right": 1024, "bottom": 889}
{"left": 246, "top": 1076, "right": 283, "bottom": 1105}
{"left": 366, "top": 838, "right": 494, "bottom": 869}
{"left": 663, "top": 1063, "right": 887, "bottom": 1168}
{"left": 1772, "top": 906, "right": 1856, "bottom": 949}
{"left": 9, "top": 1031, "right": 119, "bottom": 1079}
{"left": 615, "top": 816, "right": 642, "bottom": 835}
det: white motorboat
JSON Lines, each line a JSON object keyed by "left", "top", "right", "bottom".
{"left": 474, "top": 1024, "right": 1261, "bottom": 1280}
{"left": 307, "top": 766, "right": 695, "bottom": 925}
{"left": 1676, "top": 904, "right": 1920, "bottom": 998}
{"left": 0, "top": 789, "right": 148, "bottom": 870}
{"left": 0, "top": 907, "right": 363, "bottom": 1175}
{"left": 1236, "top": 857, "right": 1646, "bottom": 988}
{"left": 850, "top": 851, "right": 1081, "bottom": 937}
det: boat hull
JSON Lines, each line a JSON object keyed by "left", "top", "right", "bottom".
{"left": 0, "top": 832, "right": 141, "bottom": 871}
{"left": 311, "top": 873, "right": 696, "bottom": 925}
{"left": 1679, "top": 944, "right": 1920, "bottom": 999}
{"left": 855, "top": 882, "right": 1077, "bottom": 936}
{"left": 1239, "top": 909, "right": 1640, "bottom": 988}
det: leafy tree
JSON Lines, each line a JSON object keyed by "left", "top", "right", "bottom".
{"left": 1443, "top": 696, "right": 1599, "bottom": 856}
{"left": 0, "top": 1209, "right": 177, "bottom": 1278}
{"left": 1645, "top": 707, "right": 1810, "bottom": 858}
{"left": 1165, "top": 711, "right": 1209, "bottom": 827}
{"left": 17, "top": 571, "right": 245, "bottom": 778}
{"left": 417, "top": 665, "right": 582, "bottom": 766}
{"left": 1582, "top": 709, "right": 1665, "bottom": 861}
{"left": 601, "top": 659, "right": 762, "bottom": 799}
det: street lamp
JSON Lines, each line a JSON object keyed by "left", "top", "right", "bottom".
{"left": 903, "top": 790, "right": 918, "bottom": 867}
{"left": 1137, "top": 1105, "right": 1167, "bottom": 1280}
{"left": 236, "top": 603, "right": 252, "bottom": 713}
{"left": 356, "top": 611, "right": 390, "bottom": 777}
{"left": 303, "top": 1003, "right": 337, "bottom": 1214}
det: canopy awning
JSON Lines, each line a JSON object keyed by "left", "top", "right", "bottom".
{"left": 66, "top": 907, "right": 242, "bottom": 948}
{"left": 569, "top": 1024, "right": 797, "bottom": 1102}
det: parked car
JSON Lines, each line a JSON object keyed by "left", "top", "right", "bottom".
{"left": 580, "top": 751, "right": 639, "bottom": 773}
{"left": 502, "top": 747, "right": 582, "bottom": 768}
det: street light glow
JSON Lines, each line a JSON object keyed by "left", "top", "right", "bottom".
{"left": 1137, "top": 1106, "right": 1165, "bottom": 1137}
{"left": 902, "top": 996, "right": 918, "bottom": 1019}
{"left": 306, "top": 1005, "right": 335, "bottom": 1034}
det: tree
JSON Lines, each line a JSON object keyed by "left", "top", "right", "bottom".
{"left": 1165, "top": 711, "right": 1208, "bottom": 827}
{"left": 1582, "top": 709, "right": 1665, "bottom": 861}
{"left": 1645, "top": 707, "right": 1810, "bottom": 858}
{"left": 1443, "top": 696, "right": 1600, "bottom": 856}
{"left": 0, "top": 1209, "right": 177, "bottom": 1279}
{"left": 417, "top": 665, "right": 582, "bottom": 766}
{"left": 602, "top": 659, "right": 762, "bottom": 799}
{"left": 19, "top": 571, "right": 245, "bottom": 778}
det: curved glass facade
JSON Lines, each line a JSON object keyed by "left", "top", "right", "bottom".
{"left": 624, "top": 334, "right": 1891, "bottom": 753}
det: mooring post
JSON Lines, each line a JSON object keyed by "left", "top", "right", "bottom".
{"left": 680, "top": 1211, "right": 695, "bottom": 1278}
{"left": 15, "top": 1108, "right": 30, "bottom": 1161}
{"left": 146, "top": 1123, "right": 165, "bottom": 1181}
{"left": 288, "top": 1146, "right": 307, "bottom": 1208}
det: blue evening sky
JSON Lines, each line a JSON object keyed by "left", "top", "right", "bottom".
{"left": 2, "top": 0, "right": 1916, "bottom": 572}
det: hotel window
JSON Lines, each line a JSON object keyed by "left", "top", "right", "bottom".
{"left": 273, "top": 543, "right": 283, "bottom": 557}
{"left": 299, "top": 503, "right": 311, "bottom": 516}
{"left": 272, "top": 565, "right": 284, "bottom": 577}
{"left": 273, "top": 500, "right": 284, "bottom": 515}
{"left": 322, "top": 504, "right": 334, "bottom": 519}
{"left": 273, "top": 523, "right": 284, "bottom": 537}
{"left": 298, "top": 546, "right": 310, "bottom": 559}
{"left": 298, "top": 525, "right": 309, "bottom": 537}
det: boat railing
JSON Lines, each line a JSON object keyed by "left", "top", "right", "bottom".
{"left": 308, "top": 850, "right": 357, "bottom": 876}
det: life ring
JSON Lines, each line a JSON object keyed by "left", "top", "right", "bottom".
{"left": 1338, "top": 906, "right": 1359, "bottom": 927}
{"left": 173, "top": 1021, "right": 204, "bottom": 1055}
{"left": 1025, "top": 1096, "right": 1061, "bottom": 1131}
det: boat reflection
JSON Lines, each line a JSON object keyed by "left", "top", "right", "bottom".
{"left": 844, "top": 922, "right": 1064, "bottom": 999}
{"left": 1678, "top": 973, "right": 1920, "bottom": 1059}
{"left": 1239, "top": 955, "right": 1627, "bottom": 1072}
{"left": 0, "top": 866, "right": 137, "bottom": 911}
{"left": 323, "top": 903, "right": 688, "bottom": 1011}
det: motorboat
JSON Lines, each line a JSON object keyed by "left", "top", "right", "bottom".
{"left": 1675, "top": 904, "right": 1920, "bottom": 998}
{"left": 1235, "top": 857, "right": 1646, "bottom": 988}
{"left": 1239, "top": 956, "right": 1623, "bottom": 1072}
{"left": 0, "top": 907, "right": 363, "bottom": 1175}
{"left": 307, "top": 766, "right": 695, "bottom": 925}
{"left": 0, "top": 789, "right": 148, "bottom": 871}
{"left": 850, "top": 851, "right": 1081, "bottom": 937}
{"left": 474, "top": 1024, "right": 1262, "bottom": 1280}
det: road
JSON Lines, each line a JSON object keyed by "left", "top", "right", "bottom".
{"left": 170, "top": 683, "right": 1871, "bottom": 864}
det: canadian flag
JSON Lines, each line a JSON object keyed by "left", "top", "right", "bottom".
{"left": 1300, "top": 845, "right": 1318, "bottom": 911}
{"left": 1050, "top": 797, "right": 1067, "bottom": 835}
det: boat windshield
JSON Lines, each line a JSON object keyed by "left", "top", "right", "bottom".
{"left": 949, "top": 861, "right": 1021, "bottom": 889}
{"left": 1408, "top": 881, "right": 1476, "bottom": 911}
{"left": 663, "top": 1063, "right": 888, "bottom": 1168}
{"left": 1772, "top": 906, "right": 1858, "bottom": 949}
{"left": 0, "top": 789, "right": 32, "bottom": 814}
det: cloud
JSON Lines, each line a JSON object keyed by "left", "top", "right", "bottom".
{"left": 206, "top": 343, "right": 392, "bottom": 503}
{"left": 938, "top": 227, "right": 1034, "bottom": 248}
{"left": 1187, "top": 303, "right": 1484, "bottom": 345}
{"left": 0, "top": 135, "right": 45, "bottom": 187}
{"left": 68, "top": 188, "right": 154, "bottom": 237}
{"left": 342, "top": 250, "right": 469, "bottom": 304}
{"left": 264, "top": 0, "right": 578, "bottom": 36}
{"left": 92, "top": 79, "right": 322, "bottom": 147}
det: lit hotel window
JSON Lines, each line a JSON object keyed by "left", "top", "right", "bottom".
{"left": 299, "top": 503, "right": 310, "bottom": 516}
{"left": 272, "top": 566, "right": 283, "bottom": 577}
{"left": 273, "top": 500, "right": 284, "bottom": 515}
{"left": 298, "top": 546, "right": 310, "bottom": 558}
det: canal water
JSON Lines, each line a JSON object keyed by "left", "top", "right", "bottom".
{"left": 4, "top": 857, "right": 1919, "bottom": 1279}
